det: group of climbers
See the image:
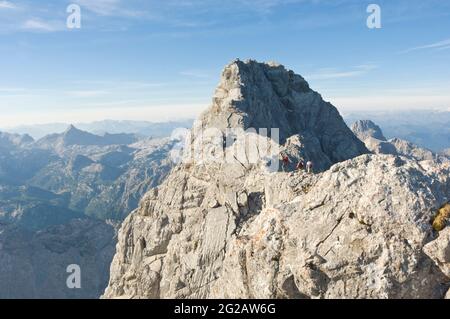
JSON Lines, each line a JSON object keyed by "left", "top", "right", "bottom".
{"left": 280, "top": 152, "right": 313, "bottom": 174}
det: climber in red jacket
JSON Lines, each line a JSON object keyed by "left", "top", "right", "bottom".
{"left": 280, "top": 153, "right": 290, "bottom": 172}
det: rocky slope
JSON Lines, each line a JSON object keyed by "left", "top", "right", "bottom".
{"left": 104, "top": 60, "right": 450, "bottom": 299}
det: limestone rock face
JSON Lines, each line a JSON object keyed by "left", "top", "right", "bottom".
{"left": 104, "top": 154, "right": 450, "bottom": 299}
{"left": 210, "top": 155, "right": 449, "bottom": 299}
{"left": 424, "top": 227, "right": 450, "bottom": 278}
{"left": 103, "top": 60, "right": 450, "bottom": 299}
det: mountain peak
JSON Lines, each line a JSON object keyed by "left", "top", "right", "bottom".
{"left": 36, "top": 125, "right": 138, "bottom": 148}
{"left": 196, "top": 59, "right": 368, "bottom": 170}
{"left": 61, "top": 125, "right": 97, "bottom": 145}
{"left": 64, "top": 124, "right": 81, "bottom": 134}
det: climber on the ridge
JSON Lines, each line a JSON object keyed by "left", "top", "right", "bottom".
{"left": 306, "top": 160, "right": 313, "bottom": 174}
{"left": 280, "top": 152, "right": 290, "bottom": 172}
{"left": 296, "top": 160, "right": 304, "bottom": 172}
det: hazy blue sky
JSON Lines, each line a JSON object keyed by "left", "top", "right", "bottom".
{"left": 0, "top": 0, "right": 449, "bottom": 127}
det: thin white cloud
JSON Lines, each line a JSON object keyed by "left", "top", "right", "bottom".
{"left": 66, "top": 90, "right": 110, "bottom": 98}
{"left": 22, "top": 19, "right": 62, "bottom": 32}
{"left": 436, "top": 45, "right": 450, "bottom": 51}
{"left": 68, "top": 81, "right": 170, "bottom": 94}
{"left": 331, "top": 94, "right": 450, "bottom": 111}
{"left": 0, "top": 87, "right": 25, "bottom": 93}
{"left": 180, "top": 70, "right": 211, "bottom": 79}
{"left": 75, "top": 0, "right": 120, "bottom": 15}
{"left": 74, "top": 0, "right": 144, "bottom": 17}
{"left": 0, "top": 104, "right": 204, "bottom": 127}
{"left": 0, "top": 1, "right": 16, "bottom": 9}
{"left": 401, "top": 39, "right": 450, "bottom": 53}
{"left": 307, "top": 64, "right": 378, "bottom": 80}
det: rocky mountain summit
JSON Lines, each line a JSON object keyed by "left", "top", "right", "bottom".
{"left": 197, "top": 60, "right": 368, "bottom": 172}
{"left": 103, "top": 60, "right": 450, "bottom": 299}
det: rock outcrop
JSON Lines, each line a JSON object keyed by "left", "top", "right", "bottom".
{"left": 104, "top": 60, "right": 450, "bottom": 299}
{"left": 351, "top": 120, "right": 386, "bottom": 141}
{"left": 424, "top": 227, "right": 450, "bottom": 278}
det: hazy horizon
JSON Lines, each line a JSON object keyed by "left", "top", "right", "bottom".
{"left": 1, "top": 104, "right": 450, "bottom": 131}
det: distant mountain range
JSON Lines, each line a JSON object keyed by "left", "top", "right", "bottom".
{"left": 1, "top": 125, "right": 176, "bottom": 221}
{"left": 0, "top": 124, "right": 177, "bottom": 298}
{"left": 3, "top": 120, "right": 194, "bottom": 140}
{"left": 4, "top": 112, "right": 449, "bottom": 153}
